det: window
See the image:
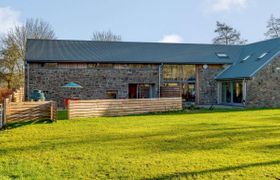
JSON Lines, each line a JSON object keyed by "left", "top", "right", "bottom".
{"left": 106, "top": 90, "right": 118, "bottom": 99}
{"left": 128, "top": 84, "right": 155, "bottom": 99}
{"left": 58, "top": 63, "right": 86, "bottom": 68}
{"left": 87, "top": 63, "right": 113, "bottom": 68}
{"left": 137, "top": 84, "right": 152, "bottom": 98}
{"left": 45, "top": 63, "right": 58, "bottom": 68}
{"left": 216, "top": 52, "right": 229, "bottom": 58}
{"left": 163, "top": 65, "right": 195, "bottom": 81}
{"left": 258, "top": 52, "right": 268, "bottom": 59}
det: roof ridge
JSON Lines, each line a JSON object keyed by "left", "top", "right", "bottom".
{"left": 245, "top": 37, "right": 280, "bottom": 46}
{"left": 26, "top": 38, "right": 243, "bottom": 47}
{"left": 27, "top": 37, "right": 280, "bottom": 47}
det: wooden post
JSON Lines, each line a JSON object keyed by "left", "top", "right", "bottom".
{"left": 3, "top": 98, "right": 9, "bottom": 126}
{"left": 195, "top": 65, "right": 200, "bottom": 104}
{"left": 50, "top": 101, "right": 57, "bottom": 121}
{"left": 53, "top": 101, "right": 57, "bottom": 121}
{"left": 50, "top": 101, "right": 53, "bottom": 121}
{"left": 0, "top": 104, "right": 3, "bottom": 129}
{"left": 68, "top": 100, "right": 71, "bottom": 120}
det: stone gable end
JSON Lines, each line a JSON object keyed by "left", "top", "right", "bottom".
{"left": 246, "top": 55, "right": 280, "bottom": 108}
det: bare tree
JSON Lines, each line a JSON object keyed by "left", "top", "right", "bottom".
{"left": 0, "top": 18, "right": 55, "bottom": 88}
{"left": 265, "top": 15, "right": 280, "bottom": 39}
{"left": 213, "top": 21, "right": 247, "bottom": 45}
{"left": 1, "top": 18, "right": 55, "bottom": 59}
{"left": 0, "top": 43, "right": 22, "bottom": 88}
{"left": 92, "top": 30, "right": 122, "bottom": 41}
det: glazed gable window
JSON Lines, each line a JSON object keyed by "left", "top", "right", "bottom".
{"left": 163, "top": 65, "right": 195, "bottom": 81}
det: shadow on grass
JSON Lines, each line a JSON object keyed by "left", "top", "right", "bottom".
{"left": 141, "top": 125, "right": 280, "bottom": 153}
{"left": 5, "top": 119, "right": 53, "bottom": 130}
{"left": 1, "top": 111, "right": 68, "bottom": 130}
{"left": 2, "top": 110, "right": 69, "bottom": 130}
{"left": 145, "top": 160, "right": 280, "bottom": 179}
{"left": 1, "top": 122, "right": 280, "bottom": 155}
{"left": 123, "top": 107, "right": 280, "bottom": 118}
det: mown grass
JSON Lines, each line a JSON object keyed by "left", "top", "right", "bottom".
{"left": 0, "top": 108, "right": 280, "bottom": 179}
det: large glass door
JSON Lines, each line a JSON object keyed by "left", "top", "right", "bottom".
{"left": 222, "top": 82, "right": 231, "bottom": 103}
{"left": 181, "top": 83, "right": 195, "bottom": 102}
{"left": 233, "top": 81, "right": 243, "bottom": 103}
{"left": 221, "top": 81, "right": 244, "bottom": 105}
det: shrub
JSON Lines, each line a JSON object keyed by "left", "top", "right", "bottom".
{"left": 0, "top": 88, "right": 13, "bottom": 103}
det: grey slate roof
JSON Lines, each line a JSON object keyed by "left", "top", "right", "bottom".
{"left": 25, "top": 38, "right": 280, "bottom": 79}
{"left": 25, "top": 39, "right": 242, "bottom": 64}
{"left": 216, "top": 38, "right": 280, "bottom": 80}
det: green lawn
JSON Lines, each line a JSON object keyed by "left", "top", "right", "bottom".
{"left": 0, "top": 109, "right": 280, "bottom": 179}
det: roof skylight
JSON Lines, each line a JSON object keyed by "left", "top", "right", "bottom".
{"left": 242, "top": 55, "right": 251, "bottom": 61}
{"left": 258, "top": 52, "right": 268, "bottom": 59}
{"left": 216, "top": 52, "right": 229, "bottom": 58}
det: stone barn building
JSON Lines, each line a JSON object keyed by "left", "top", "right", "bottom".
{"left": 25, "top": 38, "right": 280, "bottom": 108}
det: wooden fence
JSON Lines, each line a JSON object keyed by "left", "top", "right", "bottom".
{"left": 2, "top": 99, "right": 56, "bottom": 124}
{"left": 68, "top": 98, "right": 182, "bottom": 119}
{"left": 11, "top": 87, "right": 25, "bottom": 103}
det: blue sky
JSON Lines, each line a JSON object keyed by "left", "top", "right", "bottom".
{"left": 0, "top": 0, "right": 279, "bottom": 43}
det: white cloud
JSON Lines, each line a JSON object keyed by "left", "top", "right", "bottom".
{"left": 159, "top": 34, "right": 183, "bottom": 43}
{"left": 0, "top": 6, "right": 21, "bottom": 34}
{"left": 207, "top": 0, "right": 249, "bottom": 12}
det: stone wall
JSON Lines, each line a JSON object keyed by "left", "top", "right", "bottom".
{"left": 196, "top": 64, "right": 224, "bottom": 105}
{"left": 26, "top": 62, "right": 233, "bottom": 107}
{"left": 246, "top": 56, "right": 280, "bottom": 108}
{"left": 27, "top": 63, "right": 160, "bottom": 107}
